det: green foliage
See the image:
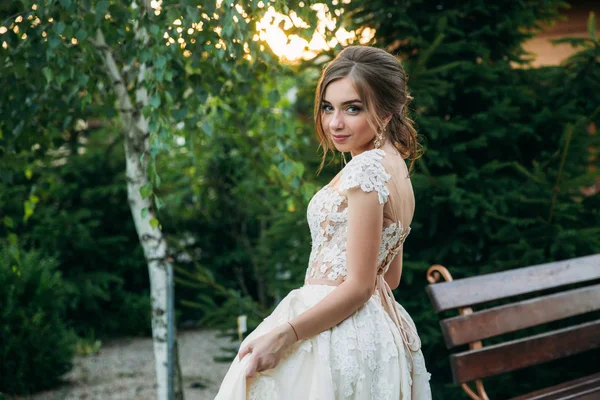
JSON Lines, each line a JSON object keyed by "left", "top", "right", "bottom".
{"left": 158, "top": 66, "right": 322, "bottom": 329}
{"left": 0, "top": 244, "right": 75, "bottom": 395}
{"left": 0, "top": 0, "right": 337, "bottom": 344}
{"left": 0, "top": 130, "right": 152, "bottom": 337}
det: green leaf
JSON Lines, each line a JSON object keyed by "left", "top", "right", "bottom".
{"left": 149, "top": 93, "right": 161, "bottom": 108}
{"left": 186, "top": 5, "right": 199, "bottom": 21}
{"left": 588, "top": 12, "right": 597, "bottom": 42}
{"left": 222, "top": 21, "right": 234, "bottom": 38}
{"left": 278, "top": 161, "right": 295, "bottom": 177}
{"left": 294, "top": 161, "right": 305, "bottom": 177}
{"left": 202, "top": 122, "right": 213, "bottom": 137}
{"left": 43, "top": 67, "right": 53, "bottom": 84}
{"left": 171, "top": 107, "right": 187, "bottom": 120}
{"left": 204, "top": 0, "right": 215, "bottom": 16}
{"left": 141, "top": 104, "right": 152, "bottom": 118}
{"left": 24, "top": 201, "right": 34, "bottom": 222}
{"left": 8, "top": 233, "right": 18, "bottom": 246}
{"left": 154, "top": 194, "right": 164, "bottom": 209}
{"left": 75, "top": 28, "right": 87, "bottom": 41}
{"left": 141, "top": 207, "right": 149, "bottom": 220}
{"left": 96, "top": 0, "right": 109, "bottom": 16}
{"left": 164, "top": 91, "right": 173, "bottom": 105}
{"left": 49, "top": 36, "right": 61, "bottom": 49}
{"left": 155, "top": 55, "right": 166, "bottom": 69}
{"left": 154, "top": 67, "right": 164, "bottom": 82}
{"left": 140, "top": 49, "right": 152, "bottom": 63}
{"left": 3, "top": 216, "right": 14, "bottom": 228}
{"left": 63, "top": 115, "right": 73, "bottom": 129}
{"left": 140, "top": 183, "right": 153, "bottom": 199}
{"left": 149, "top": 218, "right": 159, "bottom": 229}
{"left": 55, "top": 22, "right": 66, "bottom": 35}
{"left": 268, "top": 90, "right": 280, "bottom": 104}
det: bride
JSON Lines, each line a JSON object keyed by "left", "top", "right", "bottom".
{"left": 215, "top": 45, "right": 432, "bottom": 399}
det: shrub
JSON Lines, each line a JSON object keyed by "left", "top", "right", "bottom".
{"left": 0, "top": 244, "right": 75, "bottom": 395}
{"left": 0, "top": 130, "right": 151, "bottom": 338}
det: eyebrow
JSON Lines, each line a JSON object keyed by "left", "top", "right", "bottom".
{"left": 322, "top": 99, "right": 362, "bottom": 105}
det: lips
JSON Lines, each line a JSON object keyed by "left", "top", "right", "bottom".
{"left": 332, "top": 134, "right": 350, "bottom": 142}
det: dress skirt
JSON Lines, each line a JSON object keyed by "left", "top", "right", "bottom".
{"left": 214, "top": 284, "right": 431, "bottom": 400}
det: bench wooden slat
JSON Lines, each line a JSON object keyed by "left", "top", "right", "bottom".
{"left": 427, "top": 254, "right": 600, "bottom": 312}
{"left": 440, "top": 283, "right": 600, "bottom": 347}
{"left": 450, "top": 319, "right": 600, "bottom": 384}
{"left": 509, "top": 372, "right": 600, "bottom": 400}
{"left": 568, "top": 389, "right": 600, "bottom": 400}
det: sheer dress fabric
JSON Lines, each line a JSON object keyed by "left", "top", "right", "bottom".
{"left": 215, "top": 148, "right": 432, "bottom": 399}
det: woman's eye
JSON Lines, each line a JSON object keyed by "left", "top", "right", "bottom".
{"left": 321, "top": 104, "right": 333, "bottom": 112}
{"left": 347, "top": 105, "right": 361, "bottom": 113}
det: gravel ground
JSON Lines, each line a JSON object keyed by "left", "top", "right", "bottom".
{"left": 21, "top": 329, "right": 236, "bottom": 400}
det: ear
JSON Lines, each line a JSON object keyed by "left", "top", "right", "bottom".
{"left": 383, "top": 114, "right": 393, "bottom": 127}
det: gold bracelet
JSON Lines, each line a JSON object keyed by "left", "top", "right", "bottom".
{"left": 287, "top": 321, "right": 299, "bottom": 342}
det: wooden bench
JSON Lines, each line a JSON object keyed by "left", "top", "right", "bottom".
{"left": 425, "top": 254, "right": 600, "bottom": 399}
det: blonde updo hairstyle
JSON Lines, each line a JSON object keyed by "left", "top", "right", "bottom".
{"left": 314, "top": 45, "right": 422, "bottom": 174}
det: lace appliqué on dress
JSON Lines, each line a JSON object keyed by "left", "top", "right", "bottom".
{"left": 378, "top": 223, "right": 411, "bottom": 274}
{"left": 304, "top": 149, "right": 398, "bottom": 284}
{"left": 307, "top": 186, "right": 346, "bottom": 254}
{"left": 248, "top": 375, "right": 277, "bottom": 400}
{"left": 339, "top": 149, "right": 391, "bottom": 205}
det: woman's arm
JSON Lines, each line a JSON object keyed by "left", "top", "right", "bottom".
{"left": 280, "top": 186, "right": 384, "bottom": 342}
{"left": 239, "top": 166, "right": 388, "bottom": 378}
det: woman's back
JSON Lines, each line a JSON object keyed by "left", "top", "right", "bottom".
{"left": 382, "top": 146, "right": 415, "bottom": 233}
{"left": 304, "top": 146, "right": 414, "bottom": 288}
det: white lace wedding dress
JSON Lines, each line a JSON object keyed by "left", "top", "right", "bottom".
{"left": 215, "top": 148, "right": 432, "bottom": 399}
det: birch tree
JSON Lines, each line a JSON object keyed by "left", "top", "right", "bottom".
{"left": 91, "top": 3, "right": 184, "bottom": 396}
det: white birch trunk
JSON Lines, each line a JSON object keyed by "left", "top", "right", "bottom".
{"left": 92, "top": 27, "right": 184, "bottom": 400}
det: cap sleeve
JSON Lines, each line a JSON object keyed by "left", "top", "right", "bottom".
{"left": 339, "top": 149, "right": 391, "bottom": 204}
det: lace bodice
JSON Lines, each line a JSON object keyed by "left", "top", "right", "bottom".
{"left": 304, "top": 148, "right": 412, "bottom": 286}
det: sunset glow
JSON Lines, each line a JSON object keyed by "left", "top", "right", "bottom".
{"left": 255, "top": 3, "right": 375, "bottom": 62}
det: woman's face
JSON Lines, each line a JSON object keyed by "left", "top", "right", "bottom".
{"left": 321, "top": 77, "right": 376, "bottom": 156}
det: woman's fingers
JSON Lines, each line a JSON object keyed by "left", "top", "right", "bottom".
{"left": 239, "top": 332, "right": 285, "bottom": 379}
{"left": 238, "top": 341, "right": 253, "bottom": 361}
{"left": 245, "top": 355, "right": 259, "bottom": 379}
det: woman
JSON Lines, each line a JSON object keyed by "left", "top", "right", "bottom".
{"left": 215, "top": 45, "right": 431, "bottom": 399}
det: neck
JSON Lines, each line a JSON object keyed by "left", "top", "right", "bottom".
{"left": 350, "top": 141, "right": 386, "bottom": 157}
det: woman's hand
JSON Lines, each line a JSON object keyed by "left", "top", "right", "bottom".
{"left": 237, "top": 323, "right": 297, "bottom": 379}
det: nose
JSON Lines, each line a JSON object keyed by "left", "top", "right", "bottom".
{"left": 329, "top": 110, "right": 344, "bottom": 132}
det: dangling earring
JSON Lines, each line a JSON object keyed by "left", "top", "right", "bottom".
{"left": 374, "top": 126, "right": 385, "bottom": 149}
